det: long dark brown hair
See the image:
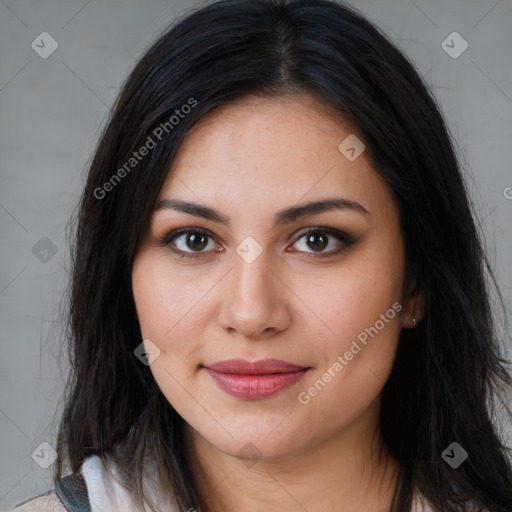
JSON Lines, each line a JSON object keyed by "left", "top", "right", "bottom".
{"left": 55, "top": 1, "right": 512, "bottom": 510}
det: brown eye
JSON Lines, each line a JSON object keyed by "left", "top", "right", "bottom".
{"left": 162, "top": 228, "right": 219, "bottom": 258}
{"left": 184, "top": 232, "right": 209, "bottom": 251}
{"left": 305, "top": 232, "right": 329, "bottom": 252}
{"left": 290, "top": 228, "right": 353, "bottom": 256}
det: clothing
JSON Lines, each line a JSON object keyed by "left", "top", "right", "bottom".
{"left": 10, "top": 454, "right": 437, "bottom": 511}
{"left": 10, "top": 455, "right": 178, "bottom": 512}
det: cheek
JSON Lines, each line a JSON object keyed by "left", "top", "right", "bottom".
{"left": 300, "top": 240, "right": 404, "bottom": 400}
{"left": 306, "top": 243, "right": 404, "bottom": 343}
{"left": 131, "top": 258, "right": 209, "bottom": 386}
{"left": 313, "top": 275, "right": 402, "bottom": 386}
{"left": 132, "top": 255, "right": 210, "bottom": 412}
{"left": 132, "top": 254, "right": 210, "bottom": 342}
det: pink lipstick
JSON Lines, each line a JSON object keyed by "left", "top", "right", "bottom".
{"left": 204, "top": 358, "right": 309, "bottom": 400}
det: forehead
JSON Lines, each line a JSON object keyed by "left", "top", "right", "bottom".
{"left": 157, "top": 94, "right": 395, "bottom": 224}
{"left": 172, "top": 94, "right": 353, "bottom": 174}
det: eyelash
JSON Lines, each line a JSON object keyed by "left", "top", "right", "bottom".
{"left": 159, "top": 227, "right": 354, "bottom": 260}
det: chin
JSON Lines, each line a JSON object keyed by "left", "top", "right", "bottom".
{"left": 195, "top": 420, "right": 312, "bottom": 463}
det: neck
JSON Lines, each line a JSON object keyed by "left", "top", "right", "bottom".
{"left": 184, "top": 403, "right": 401, "bottom": 512}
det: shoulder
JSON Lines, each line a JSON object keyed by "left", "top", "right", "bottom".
{"left": 7, "top": 455, "right": 125, "bottom": 512}
{"left": 7, "top": 491, "right": 66, "bottom": 512}
{"left": 11, "top": 454, "right": 177, "bottom": 512}
{"left": 82, "top": 453, "right": 179, "bottom": 511}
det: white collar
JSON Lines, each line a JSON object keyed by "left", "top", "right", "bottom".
{"left": 80, "top": 454, "right": 178, "bottom": 511}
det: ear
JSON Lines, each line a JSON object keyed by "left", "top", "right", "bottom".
{"left": 401, "top": 281, "right": 425, "bottom": 329}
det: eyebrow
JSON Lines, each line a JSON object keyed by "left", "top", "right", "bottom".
{"left": 154, "top": 197, "right": 370, "bottom": 227}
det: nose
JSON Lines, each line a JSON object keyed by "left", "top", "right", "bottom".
{"left": 217, "top": 250, "right": 291, "bottom": 340}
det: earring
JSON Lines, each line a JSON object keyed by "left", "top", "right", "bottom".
{"left": 412, "top": 315, "right": 416, "bottom": 327}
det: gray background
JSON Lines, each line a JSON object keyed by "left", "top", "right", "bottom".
{"left": 1, "top": 0, "right": 511, "bottom": 509}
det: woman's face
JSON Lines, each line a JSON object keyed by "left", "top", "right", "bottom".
{"left": 132, "top": 94, "right": 414, "bottom": 461}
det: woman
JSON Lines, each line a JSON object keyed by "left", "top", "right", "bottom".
{"left": 11, "top": 0, "right": 512, "bottom": 510}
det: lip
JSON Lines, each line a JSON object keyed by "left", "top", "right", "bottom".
{"left": 204, "top": 358, "right": 310, "bottom": 400}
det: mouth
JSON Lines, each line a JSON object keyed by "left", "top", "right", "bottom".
{"left": 203, "top": 358, "right": 311, "bottom": 400}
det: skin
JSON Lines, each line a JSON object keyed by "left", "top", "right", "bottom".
{"left": 131, "top": 94, "right": 424, "bottom": 512}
